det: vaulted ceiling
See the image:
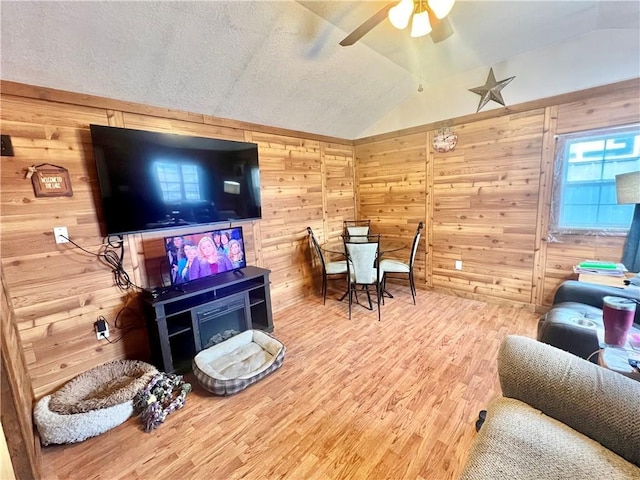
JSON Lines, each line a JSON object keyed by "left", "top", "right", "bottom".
{"left": 1, "top": 1, "right": 639, "bottom": 139}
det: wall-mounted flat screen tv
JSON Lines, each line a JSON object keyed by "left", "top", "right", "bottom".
{"left": 90, "top": 125, "right": 261, "bottom": 236}
{"left": 165, "top": 226, "right": 247, "bottom": 285}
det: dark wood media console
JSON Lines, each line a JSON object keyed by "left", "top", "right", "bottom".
{"left": 143, "top": 266, "right": 273, "bottom": 373}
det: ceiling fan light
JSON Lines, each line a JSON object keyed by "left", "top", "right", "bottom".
{"left": 427, "top": 0, "right": 456, "bottom": 19}
{"left": 388, "top": 0, "right": 414, "bottom": 29}
{"left": 410, "top": 11, "right": 432, "bottom": 37}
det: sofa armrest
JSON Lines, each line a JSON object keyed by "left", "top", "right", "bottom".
{"left": 553, "top": 280, "right": 640, "bottom": 324}
{"left": 498, "top": 336, "right": 640, "bottom": 466}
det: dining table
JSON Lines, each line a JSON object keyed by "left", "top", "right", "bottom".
{"left": 320, "top": 237, "right": 406, "bottom": 257}
{"left": 320, "top": 236, "right": 407, "bottom": 302}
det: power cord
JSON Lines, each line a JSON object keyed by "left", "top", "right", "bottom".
{"left": 586, "top": 348, "right": 603, "bottom": 363}
{"left": 60, "top": 234, "right": 144, "bottom": 291}
{"left": 61, "top": 234, "right": 147, "bottom": 343}
{"left": 96, "top": 303, "right": 146, "bottom": 343}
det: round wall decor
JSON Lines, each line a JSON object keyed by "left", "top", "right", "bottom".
{"left": 433, "top": 128, "right": 458, "bottom": 153}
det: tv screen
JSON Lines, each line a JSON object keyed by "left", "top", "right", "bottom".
{"left": 90, "top": 125, "right": 261, "bottom": 236}
{"left": 165, "top": 226, "right": 247, "bottom": 285}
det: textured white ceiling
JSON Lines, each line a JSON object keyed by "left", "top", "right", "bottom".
{"left": 1, "top": 1, "right": 639, "bottom": 139}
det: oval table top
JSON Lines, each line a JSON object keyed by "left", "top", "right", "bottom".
{"left": 320, "top": 237, "right": 406, "bottom": 256}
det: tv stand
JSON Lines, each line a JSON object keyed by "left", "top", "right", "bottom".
{"left": 142, "top": 266, "right": 273, "bottom": 373}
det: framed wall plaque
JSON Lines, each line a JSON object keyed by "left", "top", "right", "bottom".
{"left": 30, "top": 164, "right": 73, "bottom": 197}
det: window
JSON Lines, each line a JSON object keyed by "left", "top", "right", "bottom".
{"left": 551, "top": 125, "right": 640, "bottom": 234}
{"left": 154, "top": 162, "right": 201, "bottom": 202}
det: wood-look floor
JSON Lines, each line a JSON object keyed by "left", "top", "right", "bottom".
{"left": 39, "top": 285, "right": 539, "bottom": 480}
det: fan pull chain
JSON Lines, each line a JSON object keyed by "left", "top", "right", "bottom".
{"left": 418, "top": 35, "right": 425, "bottom": 92}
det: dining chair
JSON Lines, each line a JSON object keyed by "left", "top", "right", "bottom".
{"left": 343, "top": 234, "right": 383, "bottom": 321}
{"left": 379, "top": 222, "right": 424, "bottom": 305}
{"left": 307, "top": 227, "right": 348, "bottom": 304}
{"left": 343, "top": 219, "right": 371, "bottom": 243}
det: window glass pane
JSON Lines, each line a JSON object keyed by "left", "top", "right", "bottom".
{"left": 183, "top": 184, "right": 200, "bottom": 201}
{"left": 560, "top": 205, "right": 598, "bottom": 228}
{"left": 154, "top": 161, "right": 201, "bottom": 201}
{"left": 599, "top": 184, "right": 618, "bottom": 204}
{"left": 610, "top": 204, "right": 634, "bottom": 227}
{"left": 162, "top": 183, "right": 181, "bottom": 202}
{"left": 603, "top": 160, "right": 638, "bottom": 179}
{"left": 598, "top": 204, "right": 633, "bottom": 228}
{"left": 182, "top": 173, "right": 198, "bottom": 183}
{"left": 562, "top": 184, "right": 599, "bottom": 204}
{"left": 552, "top": 126, "right": 639, "bottom": 233}
{"left": 181, "top": 165, "right": 200, "bottom": 200}
{"left": 566, "top": 162, "right": 602, "bottom": 182}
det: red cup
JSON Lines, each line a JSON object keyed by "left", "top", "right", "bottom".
{"left": 602, "top": 296, "right": 637, "bottom": 347}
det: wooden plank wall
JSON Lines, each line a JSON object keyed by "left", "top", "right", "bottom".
{"left": 1, "top": 271, "right": 41, "bottom": 479}
{"left": 537, "top": 81, "right": 640, "bottom": 305}
{"left": 356, "top": 133, "right": 428, "bottom": 285}
{"left": 0, "top": 82, "right": 355, "bottom": 398}
{"left": 322, "top": 143, "right": 356, "bottom": 242}
{"left": 0, "top": 78, "right": 637, "bottom": 404}
{"left": 431, "top": 110, "right": 544, "bottom": 303}
{"left": 356, "top": 78, "right": 640, "bottom": 307}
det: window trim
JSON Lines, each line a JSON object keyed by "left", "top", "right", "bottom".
{"left": 549, "top": 124, "right": 639, "bottom": 238}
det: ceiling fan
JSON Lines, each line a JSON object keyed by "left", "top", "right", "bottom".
{"left": 339, "top": 0, "right": 455, "bottom": 47}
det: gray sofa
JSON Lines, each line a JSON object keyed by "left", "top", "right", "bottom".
{"left": 459, "top": 336, "right": 640, "bottom": 479}
{"left": 538, "top": 280, "right": 640, "bottom": 362}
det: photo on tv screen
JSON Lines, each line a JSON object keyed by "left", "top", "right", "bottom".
{"left": 164, "top": 226, "right": 247, "bottom": 285}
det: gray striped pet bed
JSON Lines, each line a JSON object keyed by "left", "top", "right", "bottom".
{"left": 193, "top": 329, "right": 285, "bottom": 396}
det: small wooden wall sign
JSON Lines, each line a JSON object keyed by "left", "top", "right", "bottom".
{"left": 27, "top": 163, "right": 73, "bottom": 197}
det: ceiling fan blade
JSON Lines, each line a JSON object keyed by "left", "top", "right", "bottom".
{"left": 339, "top": 2, "right": 395, "bottom": 46}
{"left": 429, "top": 14, "right": 454, "bottom": 43}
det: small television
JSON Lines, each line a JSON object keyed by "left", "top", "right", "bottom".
{"left": 90, "top": 125, "right": 261, "bottom": 236}
{"left": 165, "top": 226, "right": 247, "bottom": 285}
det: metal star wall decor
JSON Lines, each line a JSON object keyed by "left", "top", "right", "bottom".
{"left": 469, "top": 68, "right": 515, "bottom": 112}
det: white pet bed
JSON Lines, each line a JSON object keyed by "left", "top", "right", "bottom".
{"left": 33, "top": 360, "right": 157, "bottom": 445}
{"left": 193, "top": 329, "right": 285, "bottom": 396}
{"left": 48, "top": 360, "right": 157, "bottom": 414}
{"left": 34, "top": 396, "right": 134, "bottom": 445}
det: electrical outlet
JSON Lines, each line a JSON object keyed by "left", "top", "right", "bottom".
{"left": 455, "top": 260, "right": 463, "bottom": 270}
{"left": 53, "top": 226, "right": 69, "bottom": 244}
{"left": 95, "top": 319, "right": 109, "bottom": 340}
